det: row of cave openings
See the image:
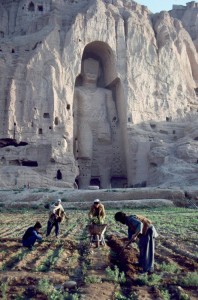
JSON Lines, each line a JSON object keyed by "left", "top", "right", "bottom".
{"left": 24, "top": 2, "right": 44, "bottom": 12}
{"left": 38, "top": 108, "right": 70, "bottom": 135}
{"left": 12, "top": 115, "right": 63, "bottom": 136}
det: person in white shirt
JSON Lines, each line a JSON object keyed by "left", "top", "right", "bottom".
{"left": 46, "top": 199, "right": 65, "bottom": 238}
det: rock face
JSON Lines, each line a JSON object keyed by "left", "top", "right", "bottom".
{"left": 0, "top": 0, "right": 197, "bottom": 189}
{"left": 170, "top": 1, "right": 198, "bottom": 51}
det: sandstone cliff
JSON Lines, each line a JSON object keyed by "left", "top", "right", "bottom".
{"left": 0, "top": 0, "right": 197, "bottom": 189}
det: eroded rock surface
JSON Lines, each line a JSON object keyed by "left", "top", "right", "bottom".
{"left": 0, "top": 0, "right": 197, "bottom": 189}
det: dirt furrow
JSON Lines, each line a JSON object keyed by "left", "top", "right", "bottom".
{"left": 52, "top": 250, "right": 71, "bottom": 274}
{"left": 0, "top": 227, "right": 14, "bottom": 236}
{"left": 12, "top": 243, "right": 51, "bottom": 271}
{"left": 0, "top": 248, "right": 28, "bottom": 270}
{"left": 161, "top": 239, "right": 198, "bottom": 262}
{"left": 0, "top": 271, "right": 67, "bottom": 300}
{"left": 0, "top": 224, "right": 30, "bottom": 238}
{"left": 27, "top": 242, "right": 54, "bottom": 271}
{"left": 156, "top": 244, "right": 197, "bottom": 271}
{"left": 61, "top": 221, "right": 81, "bottom": 239}
{"left": 52, "top": 239, "right": 77, "bottom": 274}
{"left": 0, "top": 239, "right": 20, "bottom": 248}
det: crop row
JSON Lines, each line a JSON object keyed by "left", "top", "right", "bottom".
{"left": 0, "top": 207, "right": 197, "bottom": 299}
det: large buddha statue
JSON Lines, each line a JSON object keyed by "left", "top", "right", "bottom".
{"left": 73, "top": 58, "right": 118, "bottom": 189}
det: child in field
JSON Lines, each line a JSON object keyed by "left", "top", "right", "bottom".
{"left": 22, "top": 221, "right": 42, "bottom": 250}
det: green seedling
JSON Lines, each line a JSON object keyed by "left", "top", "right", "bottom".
{"left": 160, "top": 262, "right": 179, "bottom": 273}
{"left": 179, "top": 271, "right": 198, "bottom": 287}
{"left": 0, "top": 283, "right": 8, "bottom": 300}
{"left": 160, "top": 289, "right": 170, "bottom": 300}
{"left": 106, "top": 266, "right": 126, "bottom": 283}
{"left": 84, "top": 275, "right": 102, "bottom": 283}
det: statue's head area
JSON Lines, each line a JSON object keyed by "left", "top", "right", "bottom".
{"left": 81, "top": 58, "right": 100, "bottom": 83}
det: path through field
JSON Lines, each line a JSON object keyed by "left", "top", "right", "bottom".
{"left": 0, "top": 208, "right": 197, "bottom": 299}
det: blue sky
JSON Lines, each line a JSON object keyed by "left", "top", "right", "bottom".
{"left": 136, "top": 1, "right": 188, "bottom": 13}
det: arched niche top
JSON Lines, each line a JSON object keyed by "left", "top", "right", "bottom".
{"left": 82, "top": 41, "right": 117, "bottom": 87}
{"left": 28, "top": 1, "right": 35, "bottom": 12}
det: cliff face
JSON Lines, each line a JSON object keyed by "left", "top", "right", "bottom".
{"left": 170, "top": 1, "right": 198, "bottom": 50}
{"left": 0, "top": 0, "right": 197, "bottom": 189}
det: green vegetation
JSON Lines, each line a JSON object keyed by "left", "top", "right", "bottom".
{"left": 36, "top": 247, "right": 64, "bottom": 272}
{"left": 159, "top": 262, "right": 179, "bottom": 273}
{"left": 0, "top": 207, "right": 197, "bottom": 299}
{"left": 84, "top": 275, "right": 102, "bottom": 283}
{"left": 0, "top": 282, "right": 8, "bottom": 300}
{"left": 38, "top": 279, "right": 79, "bottom": 300}
{"left": 115, "top": 290, "right": 138, "bottom": 300}
{"left": 136, "top": 273, "right": 162, "bottom": 286}
{"left": 179, "top": 272, "right": 198, "bottom": 287}
{"left": 106, "top": 266, "right": 126, "bottom": 283}
{"left": 160, "top": 289, "right": 170, "bottom": 300}
{"left": 0, "top": 249, "right": 29, "bottom": 271}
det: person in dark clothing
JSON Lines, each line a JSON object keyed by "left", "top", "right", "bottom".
{"left": 22, "top": 221, "right": 42, "bottom": 249}
{"left": 114, "top": 211, "right": 158, "bottom": 274}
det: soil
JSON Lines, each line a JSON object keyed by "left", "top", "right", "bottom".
{"left": 107, "top": 234, "right": 198, "bottom": 300}
{"left": 0, "top": 210, "right": 198, "bottom": 299}
{"left": 79, "top": 282, "right": 115, "bottom": 300}
{"left": 107, "top": 235, "right": 163, "bottom": 299}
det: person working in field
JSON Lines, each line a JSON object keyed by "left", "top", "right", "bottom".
{"left": 88, "top": 199, "right": 106, "bottom": 224}
{"left": 22, "top": 221, "right": 42, "bottom": 250}
{"left": 46, "top": 199, "right": 67, "bottom": 238}
{"left": 114, "top": 211, "right": 158, "bottom": 275}
{"left": 88, "top": 199, "right": 106, "bottom": 246}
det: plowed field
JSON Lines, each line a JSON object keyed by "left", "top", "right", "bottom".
{"left": 0, "top": 208, "right": 197, "bottom": 299}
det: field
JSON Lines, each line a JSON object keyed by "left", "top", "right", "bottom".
{"left": 0, "top": 207, "right": 197, "bottom": 300}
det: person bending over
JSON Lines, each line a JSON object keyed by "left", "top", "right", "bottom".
{"left": 22, "top": 221, "right": 42, "bottom": 250}
{"left": 88, "top": 199, "right": 106, "bottom": 224}
{"left": 114, "top": 211, "right": 158, "bottom": 274}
